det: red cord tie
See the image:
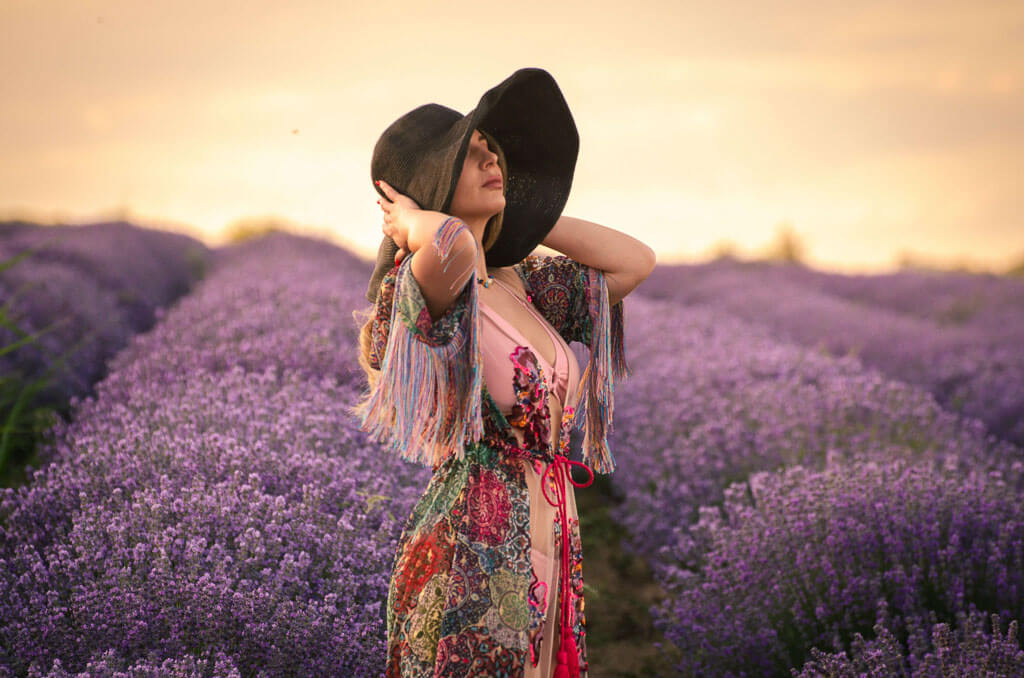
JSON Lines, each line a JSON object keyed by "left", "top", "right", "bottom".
{"left": 541, "top": 452, "right": 593, "bottom": 678}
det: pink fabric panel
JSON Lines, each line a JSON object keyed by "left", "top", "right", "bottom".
{"left": 478, "top": 289, "right": 580, "bottom": 416}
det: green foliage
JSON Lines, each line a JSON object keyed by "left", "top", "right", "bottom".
{"left": 766, "top": 221, "right": 806, "bottom": 264}
{"left": 223, "top": 217, "right": 297, "bottom": 244}
{"left": 1007, "top": 255, "right": 1024, "bottom": 278}
{"left": 0, "top": 232, "right": 76, "bottom": 488}
{"left": 184, "top": 243, "right": 210, "bottom": 281}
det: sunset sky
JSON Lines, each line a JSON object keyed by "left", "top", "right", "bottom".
{"left": 2, "top": 0, "right": 1022, "bottom": 273}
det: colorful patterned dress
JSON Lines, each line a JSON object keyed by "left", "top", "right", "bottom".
{"left": 358, "top": 252, "right": 627, "bottom": 677}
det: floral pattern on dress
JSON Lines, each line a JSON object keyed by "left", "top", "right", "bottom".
{"left": 507, "top": 346, "right": 551, "bottom": 454}
{"left": 515, "top": 255, "right": 595, "bottom": 347}
{"left": 454, "top": 466, "right": 511, "bottom": 547}
{"left": 526, "top": 563, "right": 549, "bottom": 666}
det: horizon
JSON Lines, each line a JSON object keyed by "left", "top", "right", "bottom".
{"left": 6, "top": 214, "right": 1022, "bottom": 277}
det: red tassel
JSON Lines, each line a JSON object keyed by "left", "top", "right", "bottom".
{"left": 541, "top": 452, "right": 588, "bottom": 678}
{"left": 553, "top": 649, "right": 570, "bottom": 678}
{"left": 553, "top": 628, "right": 580, "bottom": 677}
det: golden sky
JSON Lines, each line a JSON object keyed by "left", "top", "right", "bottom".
{"left": 2, "top": 0, "right": 1022, "bottom": 273}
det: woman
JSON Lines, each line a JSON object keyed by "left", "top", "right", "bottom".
{"left": 355, "top": 68, "right": 655, "bottom": 677}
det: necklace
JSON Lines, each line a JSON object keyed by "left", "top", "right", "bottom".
{"left": 480, "top": 273, "right": 533, "bottom": 303}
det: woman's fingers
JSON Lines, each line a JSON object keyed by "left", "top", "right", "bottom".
{"left": 376, "top": 179, "right": 421, "bottom": 210}
{"left": 376, "top": 178, "right": 414, "bottom": 255}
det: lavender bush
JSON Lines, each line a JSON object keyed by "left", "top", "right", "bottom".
{"left": 1, "top": 233, "right": 429, "bottom": 676}
{"left": 639, "top": 260, "right": 1024, "bottom": 446}
{"left": 0, "top": 221, "right": 210, "bottom": 410}
{"left": 794, "top": 603, "right": 1024, "bottom": 677}
{"left": 0, "top": 259, "right": 133, "bottom": 406}
{"left": 648, "top": 460, "right": 1024, "bottom": 676}
{"left": 86, "top": 231, "right": 373, "bottom": 415}
{"left": 25, "top": 650, "right": 244, "bottom": 678}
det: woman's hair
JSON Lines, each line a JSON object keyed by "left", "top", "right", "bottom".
{"left": 355, "top": 129, "right": 507, "bottom": 391}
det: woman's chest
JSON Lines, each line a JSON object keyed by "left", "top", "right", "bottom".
{"left": 476, "top": 275, "right": 558, "bottom": 367}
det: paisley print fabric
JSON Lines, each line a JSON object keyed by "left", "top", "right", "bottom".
{"left": 370, "top": 254, "right": 626, "bottom": 677}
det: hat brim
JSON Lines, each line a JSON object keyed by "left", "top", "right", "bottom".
{"left": 444, "top": 67, "right": 579, "bottom": 267}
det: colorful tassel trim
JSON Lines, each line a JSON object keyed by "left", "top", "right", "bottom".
{"left": 356, "top": 252, "right": 484, "bottom": 468}
{"left": 432, "top": 216, "right": 471, "bottom": 274}
{"left": 572, "top": 267, "right": 630, "bottom": 474}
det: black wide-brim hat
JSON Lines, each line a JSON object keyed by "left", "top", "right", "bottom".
{"left": 365, "top": 67, "right": 579, "bottom": 303}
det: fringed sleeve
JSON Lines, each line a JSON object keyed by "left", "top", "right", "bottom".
{"left": 514, "top": 255, "right": 629, "bottom": 474}
{"left": 355, "top": 250, "right": 483, "bottom": 469}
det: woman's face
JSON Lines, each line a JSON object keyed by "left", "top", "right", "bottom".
{"left": 448, "top": 129, "right": 505, "bottom": 224}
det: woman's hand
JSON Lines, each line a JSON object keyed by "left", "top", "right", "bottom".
{"left": 376, "top": 179, "right": 421, "bottom": 263}
{"left": 374, "top": 179, "right": 479, "bottom": 319}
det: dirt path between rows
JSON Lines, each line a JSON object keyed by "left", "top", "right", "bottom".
{"left": 575, "top": 471, "right": 682, "bottom": 677}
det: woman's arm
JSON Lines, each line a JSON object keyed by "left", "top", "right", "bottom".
{"left": 377, "top": 180, "right": 478, "bottom": 321}
{"left": 540, "top": 215, "right": 656, "bottom": 306}
{"left": 404, "top": 209, "right": 478, "bottom": 321}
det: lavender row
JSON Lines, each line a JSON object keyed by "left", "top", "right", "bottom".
{"left": 1, "top": 233, "right": 430, "bottom": 676}
{"left": 653, "top": 461, "right": 1024, "bottom": 676}
{"left": 607, "top": 294, "right": 1021, "bottom": 569}
{"left": 643, "top": 258, "right": 1024, "bottom": 337}
{"left": 606, "top": 294, "right": 1024, "bottom": 675}
{"left": 772, "top": 261, "right": 1024, "bottom": 338}
{"left": 87, "top": 231, "right": 374, "bottom": 413}
{"left": 1, "top": 220, "right": 209, "bottom": 330}
{"left": 638, "top": 260, "right": 1024, "bottom": 447}
{"left": 0, "top": 220, "right": 210, "bottom": 408}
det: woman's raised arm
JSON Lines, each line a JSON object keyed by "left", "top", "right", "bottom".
{"left": 540, "top": 215, "right": 656, "bottom": 305}
{"left": 376, "top": 179, "right": 479, "bottom": 321}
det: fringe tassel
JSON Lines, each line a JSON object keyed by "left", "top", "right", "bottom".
{"left": 555, "top": 627, "right": 580, "bottom": 678}
{"left": 572, "top": 267, "right": 629, "bottom": 474}
{"left": 356, "top": 254, "right": 484, "bottom": 468}
{"left": 432, "top": 216, "right": 471, "bottom": 275}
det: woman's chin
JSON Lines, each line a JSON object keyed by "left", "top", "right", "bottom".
{"left": 474, "top": 198, "right": 505, "bottom": 218}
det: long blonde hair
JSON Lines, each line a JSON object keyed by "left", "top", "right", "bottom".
{"left": 355, "top": 129, "right": 507, "bottom": 391}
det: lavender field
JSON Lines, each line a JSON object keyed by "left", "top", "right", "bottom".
{"left": 2, "top": 232, "right": 1023, "bottom": 676}
{"left": 0, "top": 221, "right": 210, "bottom": 487}
{"left": 641, "top": 260, "right": 1024, "bottom": 448}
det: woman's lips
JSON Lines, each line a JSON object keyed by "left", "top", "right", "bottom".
{"left": 483, "top": 180, "right": 503, "bottom": 189}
